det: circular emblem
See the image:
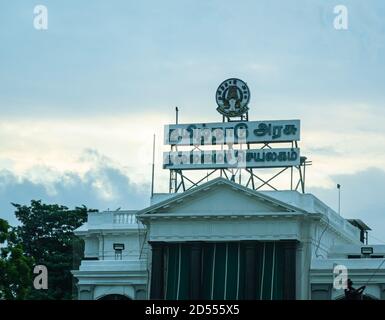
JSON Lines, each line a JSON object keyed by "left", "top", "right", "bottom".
{"left": 215, "top": 78, "right": 250, "bottom": 117}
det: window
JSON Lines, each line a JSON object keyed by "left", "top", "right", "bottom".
{"left": 113, "top": 243, "right": 125, "bottom": 260}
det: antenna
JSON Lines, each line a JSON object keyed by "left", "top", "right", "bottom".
{"left": 151, "top": 134, "right": 156, "bottom": 198}
{"left": 337, "top": 183, "right": 341, "bottom": 214}
{"left": 175, "top": 106, "right": 179, "bottom": 124}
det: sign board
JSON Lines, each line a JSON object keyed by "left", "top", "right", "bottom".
{"left": 163, "top": 148, "right": 300, "bottom": 170}
{"left": 164, "top": 120, "right": 300, "bottom": 146}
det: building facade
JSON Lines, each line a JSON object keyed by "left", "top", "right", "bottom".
{"left": 72, "top": 178, "right": 385, "bottom": 300}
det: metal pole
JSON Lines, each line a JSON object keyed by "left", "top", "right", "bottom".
{"left": 151, "top": 134, "right": 155, "bottom": 197}
{"left": 175, "top": 170, "right": 178, "bottom": 193}
{"left": 174, "top": 107, "right": 178, "bottom": 192}
{"left": 290, "top": 141, "right": 294, "bottom": 190}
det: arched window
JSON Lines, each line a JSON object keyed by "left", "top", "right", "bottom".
{"left": 97, "top": 294, "right": 131, "bottom": 300}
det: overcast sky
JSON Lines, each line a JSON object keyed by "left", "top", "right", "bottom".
{"left": 0, "top": 1, "right": 384, "bottom": 243}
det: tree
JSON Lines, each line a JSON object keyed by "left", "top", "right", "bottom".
{"left": 11, "top": 200, "right": 96, "bottom": 300}
{"left": 0, "top": 218, "right": 33, "bottom": 299}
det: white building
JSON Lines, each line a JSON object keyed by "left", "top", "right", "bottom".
{"left": 72, "top": 79, "right": 385, "bottom": 300}
{"left": 72, "top": 210, "right": 148, "bottom": 300}
{"left": 72, "top": 177, "right": 385, "bottom": 300}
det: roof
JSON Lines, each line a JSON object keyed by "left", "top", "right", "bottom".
{"left": 347, "top": 219, "right": 372, "bottom": 231}
{"left": 136, "top": 177, "right": 307, "bottom": 216}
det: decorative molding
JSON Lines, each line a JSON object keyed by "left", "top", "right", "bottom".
{"left": 137, "top": 178, "right": 303, "bottom": 218}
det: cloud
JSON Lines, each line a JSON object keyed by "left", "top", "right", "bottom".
{"left": 1, "top": 149, "right": 384, "bottom": 247}
{"left": 308, "top": 167, "right": 385, "bottom": 244}
{"left": 0, "top": 149, "right": 149, "bottom": 226}
{"left": 0, "top": 0, "right": 384, "bottom": 243}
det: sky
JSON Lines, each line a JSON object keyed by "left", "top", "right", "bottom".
{"left": 0, "top": 1, "right": 384, "bottom": 242}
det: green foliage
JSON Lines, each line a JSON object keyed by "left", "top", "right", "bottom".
{"left": 0, "top": 200, "right": 96, "bottom": 300}
{"left": 0, "top": 218, "right": 34, "bottom": 299}
{"left": 12, "top": 200, "right": 95, "bottom": 300}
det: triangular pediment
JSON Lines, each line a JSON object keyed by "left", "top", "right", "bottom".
{"left": 137, "top": 178, "right": 304, "bottom": 216}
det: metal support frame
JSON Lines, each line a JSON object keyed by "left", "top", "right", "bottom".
{"left": 168, "top": 159, "right": 311, "bottom": 193}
